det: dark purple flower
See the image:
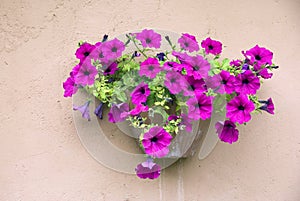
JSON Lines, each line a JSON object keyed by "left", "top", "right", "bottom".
{"left": 187, "top": 93, "right": 212, "bottom": 120}
{"left": 226, "top": 95, "right": 255, "bottom": 124}
{"left": 75, "top": 42, "right": 95, "bottom": 63}
{"left": 101, "top": 38, "right": 125, "bottom": 59}
{"left": 135, "top": 158, "right": 161, "bottom": 179}
{"left": 259, "top": 98, "right": 274, "bottom": 114}
{"left": 178, "top": 33, "right": 200, "bottom": 52}
{"left": 74, "top": 63, "right": 98, "bottom": 86}
{"left": 201, "top": 37, "right": 222, "bottom": 55}
{"left": 183, "top": 75, "right": 206, "bottom": 97}
{"left": 142, "top": 126, "right": 172, "bottom": 158}
{"left": 207, "top": 70, "right": 235, "bottom": 94}
{"left": 101, "top": 34, "right": 108, "bottom": 42}
{"left": 131, "top": 82, "right": 151, "bottom": 105}
{"left": 103, "top": 62, "right": 118, "bottom": 76}
{"left": 63, "top": 76, "right": 78, "bottom": 97}
{"left": 136, "top": 29, "right": 162, "bottom": 48}
{"left": 241, "top": 63, "right": 250, "bottom": 72}
{"left": 235, "top": 70, "right": 260, "bottom": 95}
{"left": 243, "top": 45, "right": 273, "bottom": 66}
{"left": 156, "top": 52, "right": 166, "bottom": 61}
{"left": 164, "top": 71, "right": 186, "bottom": 95}
{"left": 108, "top": 103, "right": 129, "bottom": 123}
{"left": 184, "top": 55, "right": 211, "bottom": 79}
{"left": 94, "top": 102, "right": 104, "bottom": 119}
{"left": 132, "top": 51, "right": 141, "bottom": 58}
{"left": 139, "top": 57, "right": 161, "bottom": 79}
{"left": 215, "top": 120, "right": 239, "bottom": 144}
{"left": 73, "top": 101, "right": 91, "bottom": 121}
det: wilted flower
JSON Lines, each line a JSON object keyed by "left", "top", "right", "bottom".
{"left": 259, "top": 98, "right": 274, "bottom": 114}
{"left": 73, "top": 101, "right": 91, "bottom": 121}
{"left": 135, "top": 158, "right": 161, "bottom": 179}
{"left": 94, "top": 102, "right": 104, "bottom": 119}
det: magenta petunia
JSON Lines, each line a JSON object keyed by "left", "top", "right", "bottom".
{"left": 74, "top": 63, "right": 98, "bottom": 86}
{"left": 136, "top": 29, "right": 162, "bottom": 49}
{"left": 172, "top": 51, "right": 190, "bottom": 63}
{"left": 129, "top": 104, "right": 149, "bottom": 116}
{"left": 215, "top": 120, "right": 239, "bottom": 144}
{"left": 139, "top": 57, "right": 161, "bottom": 79}
{"left": 63, "top": 76, "right": 78, "bottom": 97}
{"left": 164, "top": 71, "right": 186, "bottom": 95}
{"left": 101, "top": 38, "right": 125, "bottom": 59}
{"left": 253, "top": 64, "right": 273, "bottom": 79}
{"left": 183, "top": 75, "right": 207, "bottom": 97}
{"left": 235, "top": 70, "right": 260, "bottom": 95}
{"left": 103, "top": 62, "right": 118, "bottom": 76}
{"left": 259, "top": 98, "right": 274, "bottom": 114}
{"left": 207, "top": 70, "right": 235, "bottom": 94}
{"left": 187, "top": 93, "right": 212, "bottom": 120}
{"left": 75, "top": 42, "right": 95, "bottom": 63}
{"left": 230, "top": 59, "right": 242, "bottom": 68}
{"left": 243, "top": 45, "right": 273, "bottom": 66}
{"left": 163, "top": 61, "right": 185, "bottom": 72}
{"left": 226, "top": 95, "right": 255, "bottom": 124}
{"left": 180, "top": 113, "right": 193, "bottom": 132}
{"left": 178, "top": 33, "right": 200, "bottom": 52}
{"left": 201, "top": 37, "right": 222, "bottom": 55}
{"left": 135, "top": 158, "right": 161, "bottom": 179}
{"left": 131, "top": 82, "right": 151, "bottom": 105}
{"left": 184, "top": 55, "right": 211, "bottom": 79}
{"left": 73, "top": 101, "right": 91, "bottom": 121}
{"left": 108, "top": 103, "right": 129, "bottom": 123}
{"left": 142, "top": 126, "right": 172, "bottom": 158}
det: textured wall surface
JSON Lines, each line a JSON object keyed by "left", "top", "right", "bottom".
{"left": 0, "top": 0, "right": 299, "bottom": 200}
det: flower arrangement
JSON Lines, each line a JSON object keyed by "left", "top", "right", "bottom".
{"left": 63, "top": 29, "right": 278, "bottom": 180}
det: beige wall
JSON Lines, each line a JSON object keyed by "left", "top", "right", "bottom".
{"left": 0, "top": 0, "right": 299, "bottom": 200}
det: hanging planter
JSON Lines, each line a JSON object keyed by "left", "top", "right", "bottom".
{"left": 63, "top": 29, "right": 278, "bottom": 180}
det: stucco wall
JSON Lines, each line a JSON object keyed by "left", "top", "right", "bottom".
{"left": 0, "top": 0, "right": 299, "bottom": 200}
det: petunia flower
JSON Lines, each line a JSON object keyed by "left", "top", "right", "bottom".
{"left": 131, "top": 82, "right": 151, "bottom": 105}
{"left": 201, "top": 37, "right": 222, "bottom": 55}
{"left": 226, "top": 95, "right": 255, "bottom": 124}
{"left": 73, "top": 101, "right": 91, "bottom": 121}
{"left": 234, "top": 70, "right": 260, "bottom": 95}
{"left": 139, "top": 57, "right": 161, "bottom": 79}
{"left": 101, "top": 38, "right": 125, "bottom": 59}
{"left": 75, "top": 42, "right": 95, "bottom": 63}
{"left": 187, "top": 93, "right": 212, "bottom": 120}
{"left": 74, "top": 63, "right": 98, "bottom": 86}
{"left": 215, "top": 120, "right": 239, "bottom": 144}
{"left": 180, "top": 114, "right": 193, "bottom": 132}
{"left": 259, "top": 98, "right": 274, "bottom": 114}
{"left": 207, "top": 70, "right": 235, "bottom": 94}
{"left": 163, "top": 61, "right": 185, "bottom": 72}
{"left": 164, "top": 71, "right": 186, "bottom": 95}
{"left": 129, "top": 104, "right": 149, "bottom": 116}
{"left": 108, "top": 103, "right": 129, "bottom": 123}
{"left": 230, "top": 59, "right": 242, "bottom": 68}
{"left": 94, "top": 102, "right": 104, "bottom": 119}
{"left": 184, "top": 55, "right": 211, "bottom": 79}
{"left": 253, "top": 64, "right": 273, "bottom": 79}
{"left": 178, "top": 33, "right": 200, "bottom": 52}
{"left": 136, "top": 29, "right": 162, "bottom": 49}
{"left": 156, "top": 52, "right": 166, "bottom": 61}
{"left": 243, "top": 45, "right": 273, "bottom": 66}
{"left": 135, "top": 158, "right": 161, "bottom": 179}
{"left": 183, "top": 75, "right": 207, "bottom": 97}
{"left": 172, "top": 51, "right": 190, "bottom": 63}
{"left": 103, "top": 62, "right": 118, "bottom": 76}
{"left": 142, "top": 126, "right": 172, "bottom": 158}
{"left": 63, "top": 76, "right": 78, "bottom": 97}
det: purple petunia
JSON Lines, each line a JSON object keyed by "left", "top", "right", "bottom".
{"left": 201, "top": 37, "right": 222, "bottom": 55}
{"left": 178, "top": 33, "right": 200, "bottom": 52}
{"left": 230, "top": 59, "right": 242, "bottom": 68}
{"left": 253, "top": 64, "right": 273, "bottom": 79}
{"left": 63, "top": 76, "right": 78, "bottom": 97}
{"left": 183, "top": 75, "right": 207, "bottom": 97}
{"left": 131, "top": 82, "right": 151, "bottom": 105}
{"left": 215, "top": 120, "right": 239, "bottom": 144}
{"left": 184, "top": 55, "right": 211, "bottom": 79}
{"left": 259, "top": 98, "right": 274, "bottom": 114}
{"left": 187, "top": 93, "right": 212, "bottom": 120}
{"left": 235, "top": 70, "right": 260, "bottom": 95}
{"left": 101, "top": 38, "right": 125, "bottom": 59}
{"left": 75, "top": 42, "right": 95, "bottom": 63}
{"left": 180, "top": 114, "right": 193, "bottom": 132}
{"left": 207, "top": 70, "right": 235, "bottom": 94}
{"left": 226, "top": 95, "right": 255, "bottom": 124}
{"left": 108, "top": 103, "right": 129, "bottom": 123}
{"left": 129, "top": 104, "right": 149, "bottom": 116}
{"left": 73, "top": 100, "right": 91, "bottom": 121}
{"left": 243, "top": 45, "right": 273, "bottom": 66}
{"left": 103, "top": 62, "right": 118, "bottom": 76}
{"left": 135, "top": 158, "right": 161, "bottom": 179}
{"left": 136, "top": 29, "right": 162, "bottom": 49}
{"left": 74, "top": 63, "right": 98, "bottom": 86}
{"left": 164, "top": 71, "right": 186, "bottom": 95}
{"left": 139, "top": 57, "right": 161, "bottom": 79}
{"left": 142, "top": 126, "right": 172, "bottom": 158}
{"left": 94, "top": 102, "right": 104, "bottom": 119}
